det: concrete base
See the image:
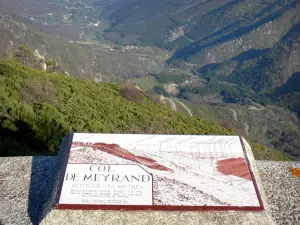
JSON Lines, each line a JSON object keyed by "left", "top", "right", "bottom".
{"left": 2, "top": 156, "right": 300, "bottom": 225}
{"left": 41, "top": 210, "right": 273, "bottom": 225}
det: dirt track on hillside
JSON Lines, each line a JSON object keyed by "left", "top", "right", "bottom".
{"left": 172, "top": 98, "right": 193, "bottom": 116}
{"left": 165, "top": 97, "right": 193, "bottom": 116}
{"left": 165, "top": 98, "right": 177, "bottom": 111}
{"left": 230, "top": 108, "right": 249, "bottom": 136}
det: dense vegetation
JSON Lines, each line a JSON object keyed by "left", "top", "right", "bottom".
{"left": 246, "top": 140, "right": 290, "bottom": 161}
{"left": 151, "top": 73, "right": 188, "bottom": 84}
{"left": 178, "top": 78, "right": 249, "bottom": 103}
{"left": 0, "top": 59, "right": 289, "bottom": 160}
{"left": 227, "top": 23, "right": 300, "bottom": 92}
{"left": 0, "top": 59, "right": 230, "bottom": 155}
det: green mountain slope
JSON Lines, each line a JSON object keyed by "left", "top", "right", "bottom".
{"left": 228, "top": 23, "right": 300, "bottom": 92}
{"left": 194, "top": 22, "right": 300, "bottom": 117}
{"left": 0, "top": 59, "right": 289, "bottom": 161}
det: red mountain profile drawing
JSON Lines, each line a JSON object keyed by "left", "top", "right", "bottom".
{"left": 72, "top": 142, "right": 173, "bottom": 172}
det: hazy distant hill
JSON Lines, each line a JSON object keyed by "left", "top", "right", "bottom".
{"left": 0, "top": 13, "right": 169, "bottom": 83}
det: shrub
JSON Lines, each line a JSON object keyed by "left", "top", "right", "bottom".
{"left": 119, "top": 84, "right": 144, "bottom": 103}
{"left": 218, "top": 120, "right": 233, "bottom": 130}
{"left": 14, "top": 45, "right": 40, "bottom": 69}
{"left": 235, "top": 128, "right": 246, "bottom": 137}
{"left": 150, "top": 94, "right": 162, "bottom": 104}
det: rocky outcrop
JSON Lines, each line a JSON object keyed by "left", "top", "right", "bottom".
{"left": 34, "top": 49, "right": 47, "bottom": 71}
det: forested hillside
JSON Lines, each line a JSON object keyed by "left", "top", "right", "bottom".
{"left": 193, "top": 22, "right": 300, "bottom": 117}
{"left": 0, "top": 59, "right": 289, "bottom": 161}
{"left": 228, "top": 23, "right": 300, "bottom": 92}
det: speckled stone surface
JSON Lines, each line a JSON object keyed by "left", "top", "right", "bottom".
{"left": 256, "top": 161, "right": 300, "bottom": 225}
{"left": 0, "top": 156, "right": 286, "bottom": 225}
{"left": 0, "top": 157, "right": 58, "bottom": 225}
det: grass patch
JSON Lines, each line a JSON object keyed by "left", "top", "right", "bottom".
{"left": 130, "top": 76, "right": 159, "bottom": 91}
{"left": 247, "top": 140, "right": 291, "bottom": 161}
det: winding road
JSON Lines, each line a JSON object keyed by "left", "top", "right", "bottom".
{"left": 243, "top": 123, "right": 249, "bottom": 136}
{"left": 230, "top": 109, "right": 238, "bottom": 121}
{"left": 165, "top": 97, "right": 193, "bottom": 116}
{"left": 248, "top": 105, "right": 265, "bottom": 111}
{"left": 248, "top": 101, "right": 265, "bottom": 111}
{"left": 229, "top": 108, "right": 249, "bottom": 136}
{"left": 165, "top": 98, "right": 177, "bottom": 111}
{"left": 172, "top": 98, "right": 193, "bottom": 116}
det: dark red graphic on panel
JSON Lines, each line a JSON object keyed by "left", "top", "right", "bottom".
{"left": 72, "top": 142, "right": 173, "bottom": 172}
